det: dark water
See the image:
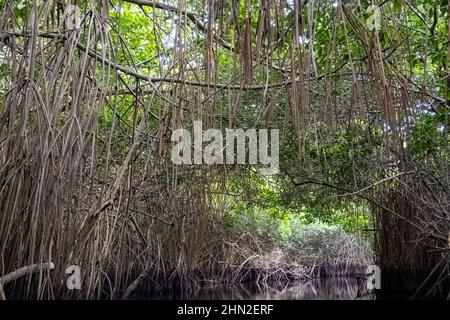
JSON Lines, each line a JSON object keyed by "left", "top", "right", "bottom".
{"left": 147, "top": 277, "right": 376, "bottom": 300}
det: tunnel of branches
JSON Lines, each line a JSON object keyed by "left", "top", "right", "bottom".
{"left": 0, "top": 0, "right": 449, "bottom": 299}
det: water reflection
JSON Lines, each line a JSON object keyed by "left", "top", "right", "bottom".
{"left": 148, "top": 277, "right": 376, "bottom": 300}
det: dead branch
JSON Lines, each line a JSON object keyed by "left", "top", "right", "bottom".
{"left": 0, "top": 262, "right": 55, "bottom": 300}
{"left": 0, "top": 263, "right": 55, "bottom": 286}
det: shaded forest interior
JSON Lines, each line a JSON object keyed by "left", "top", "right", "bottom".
{"left": 0, "top": 0, "right": 449, "bottom": 299}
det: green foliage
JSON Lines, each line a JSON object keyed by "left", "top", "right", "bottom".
{"left": 222, "top": 168, "right": 371, "bottom": 247}
{"left": 411, "top": 107, "right": 449, "bottom": 159}
{"left": 287, "top": 222, "right": 372, "bottom": 264}
{"left": 109, "top": 3, "right": 159, "bottom": 74}
{"left": 289, "top": 223, "right": 350, "bottom": 252}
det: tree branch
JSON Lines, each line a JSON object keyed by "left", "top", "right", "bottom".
{"left": 122, "top": 0, "right": 235, "bottom": 52}
{"left": 0, "top": 262, "right": 55, "bottom": 286}
{"left": 0, "top": 262, "right": 55, "bottom": 299}
{"left": 285, "top": 172, "right": 447, "bottom": 241}
{"left": 0, "top": 31, "right": 292, "bottom": 91}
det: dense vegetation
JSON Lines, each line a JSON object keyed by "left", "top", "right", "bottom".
{"left": 0, "top": 0, "right": 449, "bottom": 299}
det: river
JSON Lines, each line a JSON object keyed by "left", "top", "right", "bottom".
{"left": 146, "top": 277, "right": 376, "bottom": 300}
